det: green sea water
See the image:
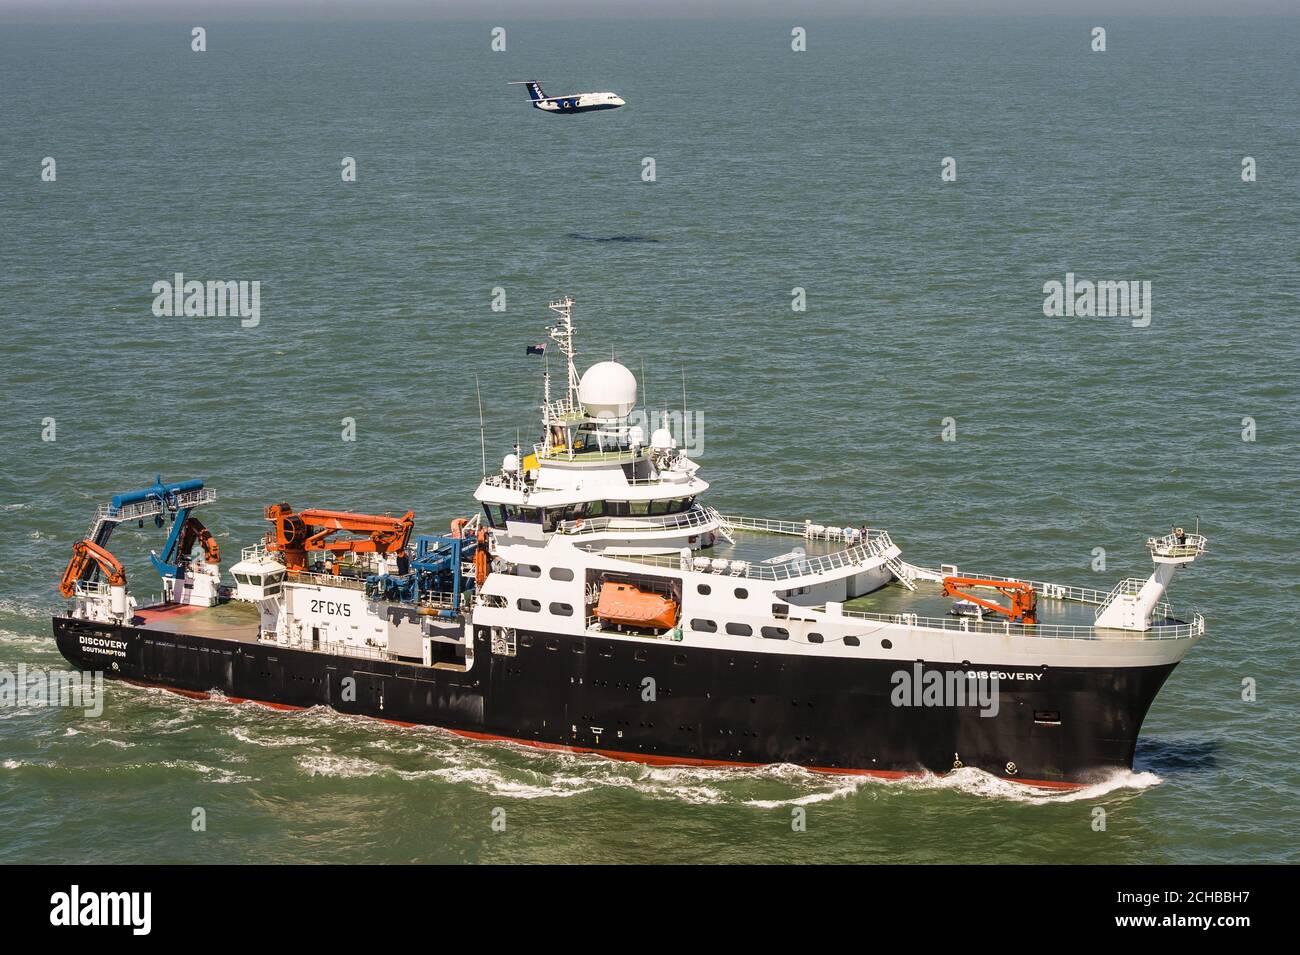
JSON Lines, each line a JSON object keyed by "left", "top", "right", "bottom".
{"left": 1, "top": 16, "right": 1298, "bottom": 864}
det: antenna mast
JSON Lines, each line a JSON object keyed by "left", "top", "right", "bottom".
{"left": 475, "top": 374, "right": 487, "bottom": 478}
{"left": 547, "top": 296, "right": 579, "bottom": 409}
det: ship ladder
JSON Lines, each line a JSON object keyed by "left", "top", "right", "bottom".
{"left": 707, "top": 507, "right": 736, "bottom": 545}
{"left": 882, "top": 552, "right": 919, "bottom": 592}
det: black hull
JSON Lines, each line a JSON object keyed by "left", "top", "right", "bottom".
{"left": 53, "top": 616, "right": 1176, "bottom": 787}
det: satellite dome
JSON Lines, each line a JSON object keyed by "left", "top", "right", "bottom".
{"left": 650, "top": 428, "right": 675, "bottom": 450}
{"left": 578, "top": 361, "right": 637, "bottom": 420}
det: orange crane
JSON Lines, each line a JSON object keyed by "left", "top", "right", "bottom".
{"left": 59, "top": 539, "right": 127, "bottom": 598}
{"left": 941, "top": 576, "right": 1038, "bottom": 625}
{"left": 264, "top": 503, "right": 415, "bottom": 570}
{"left": 177, "top": 515, "right": 220, "bottom": 565}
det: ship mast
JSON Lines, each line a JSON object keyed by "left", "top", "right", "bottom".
{"left": 547, "top": 296, "right": 579, "bottom": 411}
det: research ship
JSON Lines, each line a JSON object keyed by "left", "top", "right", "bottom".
{"left": 51, "top": 298, "right": 1208, "bottom": 788}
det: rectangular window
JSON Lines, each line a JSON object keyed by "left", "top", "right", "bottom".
{"left": 517, "top": 598, "right": 541, "bottom": 613}
{"left": 550, "top": 602, "right": 574, "bottom": 616}
{"left": 725, "top": 623, "right": 752, "bottom": 636}
{"left": 691, "top": 619, "right": 717, "bottom": 633}
{"left": 761, "top": 626, "right": 789, "bottom": 640}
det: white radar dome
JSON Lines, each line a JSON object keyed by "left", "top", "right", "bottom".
{"left": 578, "top": 361, "right": 637, "bottom": 420}
{"left": 502, "top": 453, "right": 521, "bottom": 472}
{"left": 650, "top": 428, "right": 675, "bottom": 450}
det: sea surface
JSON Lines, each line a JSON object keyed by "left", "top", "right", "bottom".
{"left": 1, "top": 16, "right": 1297, "bottom": 864}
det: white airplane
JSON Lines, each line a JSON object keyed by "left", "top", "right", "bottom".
{"left": 508, "top": 80, "right": 625, "bottom": 114}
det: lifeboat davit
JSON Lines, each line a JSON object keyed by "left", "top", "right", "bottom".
{"left": 595, "top": 582, "right": 678, "bottom": 631}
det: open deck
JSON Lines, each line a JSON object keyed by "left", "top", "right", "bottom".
{"left": 134, "top": 600, "right": 261, "bottom": 643}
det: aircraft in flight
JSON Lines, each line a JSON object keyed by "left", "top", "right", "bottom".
{"left": 508, "top": 80, "right": 625, "bottom": 114}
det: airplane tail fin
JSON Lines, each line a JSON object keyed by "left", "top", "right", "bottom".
{"left": 509, "top": 80, "right": 546, "bottom": 102}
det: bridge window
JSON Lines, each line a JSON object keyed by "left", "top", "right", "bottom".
{"left": 725, "top": 623, "right": 752, "bottom": 636}
{"left": 691, "top": 619, "right": 717, "bottom": 633}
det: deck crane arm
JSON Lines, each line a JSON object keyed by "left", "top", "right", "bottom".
{"left": 941, "top": 575, "right": 1038, "bottom": 625}
{"left": 176, "top": 515, "right": 220, "bottom": 564}
{"left": 264, "top": 503, "right": 415, "bottom": 570}
{"left": 59, "top": 540, "right": 127, "bottom": 598}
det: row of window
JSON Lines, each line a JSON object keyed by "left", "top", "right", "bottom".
{"left": 518, "top": 598, "right": 573, "bottom": 617}
{"left": 690, "top": 619, "right": 861, "bottom": 646}
{"left": 696, "top": 583, "right": 748, "bottom": 599}
{"left": 483, "top": 497, "right": 696, "bottom": 531}
{"left": 515, "top": 565, "right": 575, "bottom": 581}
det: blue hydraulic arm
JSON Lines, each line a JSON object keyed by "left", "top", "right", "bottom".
{"left": 102, "top": 476, "right": 208, "bottom": 578}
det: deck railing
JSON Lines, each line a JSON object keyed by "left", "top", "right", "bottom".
{"left": 85, "top": 487, "right": 218, "bottom": 539}
{"left": 558, "top": 506, "right": 718, "bottom": 536}
{"left": 259, "top": 632, "right": 395, "bottom": 662}
{"left": 598, "top": 528, "right": 895, "bottom": 582}
{"left": 833, "top": 606, "right": 1204, "bottom": 642}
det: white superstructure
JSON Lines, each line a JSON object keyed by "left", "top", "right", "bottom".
{"left": 468, "top": 298, "right": 1208, "bottom": 674}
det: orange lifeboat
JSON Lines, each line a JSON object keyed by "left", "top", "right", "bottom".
{"left": 596, "top": 582, "right": 678, "bottom": 631}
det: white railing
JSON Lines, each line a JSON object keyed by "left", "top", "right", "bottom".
{"left": 904, "top": 565, "right": 1173, "bottom": 619}
{"left": 86, "top": 488, "right": 218, "bottom": 538}
{"left": 600, "top": 530, "right": 894, "bottom": 582}
{"left": 1093, "top": 577, "right": 1147, "bottom": 619}
{"left": 558, "top": 506, "right": 718, "bottom": 536}
{"left": 285, "top": 570, "right": 368, "bottom": 591}
{"left": 716, "top": 514, "right": 809, "bottom": 537}
{"left": 543, "top": 396, "right": 583, "bottom": 422}
{"left": 1148, "top": 532, "right": 1207, "bottom": 560}
{"left": 73, "top": 580, "right": 112, "bottom": 599}
{"left": 258, "top": 632, "right": 395, "bottom": 662}
{"left": 835, "top": 606, "right": 1204, "bottom": 642}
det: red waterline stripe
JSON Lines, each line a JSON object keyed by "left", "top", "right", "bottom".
{"left": 121, "top": 678, "right": 1083, "bottom": 791}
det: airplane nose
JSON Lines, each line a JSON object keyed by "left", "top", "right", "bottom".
{"left": 613, "top": 96, "right": 625, "bottom": 106}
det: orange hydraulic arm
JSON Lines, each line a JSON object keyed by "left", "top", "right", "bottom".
{"left": 59, "top": 539, "right": 127, "bottom": 598}
{"left": 264, "top": 503, "right": 415, "bottom": 570}
{"left": 177, "top": 515, "right": 220, "bottom": 564}
{"left": 941, "top": 576, "right": 1038, "bottom": 625}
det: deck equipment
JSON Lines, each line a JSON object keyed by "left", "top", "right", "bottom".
{"left": 941, "top": 575, "right": 1038, "bottom": 625}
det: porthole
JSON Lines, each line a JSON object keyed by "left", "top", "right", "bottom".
{"left": 697, "top": 583, "right": 711, "bottom": 595}
{"left": 844, "top": 635, "right": 860, "bottom": 647}
{"left": 734, "top": 588, "right": 749, "bottom": 599}
{"left": 807, "top": 632, "right": 824, "bottom": 644}
{"left": 881, "top": 638, "right": 893, "bottom": 649}
{"left": 761, "top": 626, "right": 789, "bottom": 640}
